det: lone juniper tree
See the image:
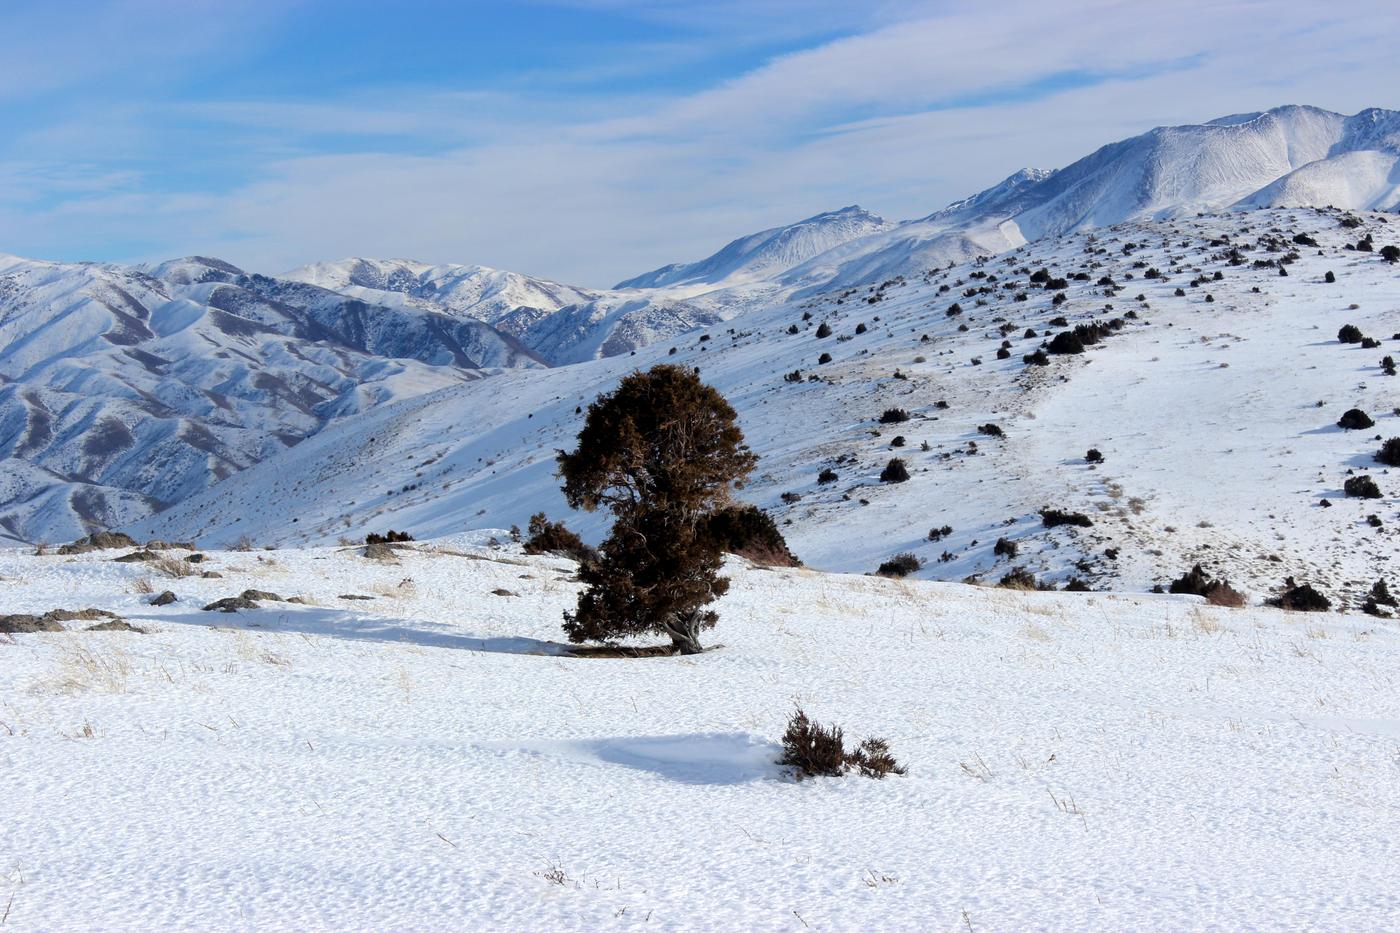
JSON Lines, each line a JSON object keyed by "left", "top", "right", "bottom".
{"left": 557, "top": 364, "right": 757, "bottom": 654}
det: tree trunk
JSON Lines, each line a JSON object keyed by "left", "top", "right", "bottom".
{"left": 666, "top": 612, "right": 705, "bottom": 655}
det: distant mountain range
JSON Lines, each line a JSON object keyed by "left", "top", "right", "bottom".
{"left": 2, "top": 104, "right": 1398, "bottom": 545}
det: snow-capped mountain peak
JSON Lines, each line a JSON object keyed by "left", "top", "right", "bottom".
{"left": 614, "top": 204, "right": 891, "bottom": 290}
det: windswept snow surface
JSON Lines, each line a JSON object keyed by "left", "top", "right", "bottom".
{"left": 1, "top": 540, "right": 1398, "bottom": 930}
{"left": 138, "top": 207, "right": 1400, "bottom": 604}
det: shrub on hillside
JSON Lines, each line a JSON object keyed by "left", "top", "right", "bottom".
{"left": 365, "top": 530, "right": 414, "bottom": 545}
{"left": 1265, "top": 577, "right": 1330, "bottom": 612}
{"left": 1168, "top": 563, "right": 1245, "bottom": 607}
{"left": 1369, "top": 577, "right": 1396, "bottom": 607}
{"left": 876, "top": 552, "right": 922, "bottom": 577}
{"left": 1344, "top": 475, "right": 1382, "bottom": 499}
{"left": 1338, "top": 408, "right": 1375, "bottom": 430}
{"left": 1048, "top": 331, "right": 1084, "bottom": 355}
{"left": 1040, "top": 508, "right": 1092, "bottom": 528}
{"left": 523, "top": 513, "right": 598, "bottom": 564}
{"left": 880, "top": 458, "right": 910, "bottom": 483}
{"left": 707, "top": 504, "right": 800, "bottom": 567}
{"left": 878, "top": 407, "right": 910, "bottom": 424}
{"left": 1338, "top": 324, "right": 1364, "bottom": 344}
{"left": 1376, "top": 437, "right": 1400, "bottom": 466}
{"left": 1382, "top": 244, "right": 1400, "bottom": 263}
{"left": 998, "top": 567, "right": 1038, "bottom": 590}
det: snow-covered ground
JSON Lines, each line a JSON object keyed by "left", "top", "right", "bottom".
{"left": 3, "top": 537, "right": 1398, "bottom": 930}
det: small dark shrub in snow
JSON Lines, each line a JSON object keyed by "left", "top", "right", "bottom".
{"left": 1024, "top": 349, "right": 1050, "bottom": 366}
{"left": 365, "top": 530, "right": 414, "bottom": 545}
{"left": 993, "top": 537, "right": 1017, "bottom": 558}
{"left": 1344, "top": 475, "right": 1382, "bottom": 499}
{"left": 1085, "top": 448, "right": 1104, "bottom": 463}
{"left": 997, "top": 347, "right": 1011, "bottom": 359}
{"left": 1265, "top": 577, "right": 1330, "bottom": 612}
{"left": 1040, "top": 508, "right": 1092, "bottom": 528}
{"left": 1376, "top": 437, "right": 1400, "bottom": 466}
{"left": 890, "top": 435, "right": 906, "bottom": 448}
{"left": 880, "top": 458, "right": 910, "bottom": 483}
{"left": 1293, "top": 233, "right": 1318, "bottom": 247}
{"left": 818, "top": 352, "right": 832, "bottom": 365}
{"left": 978, "top": 422, "right": 1004, "bottom": 437}
{"left": 817, "top": 467, "right": 839, "bottom": 484}
{"left": 778, "top": 708, "right": 906, "bottom": 780}
{"left": 1338, "top": 408, "right": 1375, "bottom": 430}
{"left": 815, "top": 322, "right": 832, "bottom": 339}
{"left": 1338, "top": 325, "right": 1364, "bottom": 343}
{"left": 927, "top": 525, "right": 953, "bottom": 541}
{"left": 1362, "top": 597, "right": 1393, "bottom": 618}
{"left": 878, "top": 407, "right": 910, "bottom": 424}
{"left": 1048, "top": 316, "right": 1069, "bottom": 327}
{"left": 855, "top": 322, "right": 867, "bottom": 334}
{"left": 1324, "top": 271, "right": 1336, "bottom": 284}
{"left": 523, "top": 513, "right": 597, "bottom": 564}
{"left": 1168, "top": 564, "right": 1245, "bottom": 608}
{"left": 1048, "top": 331, "right": 1084, "bottom": 355}
{"left": 999, "top": 567, "right": 1038, "bottom": 590}
{"left": 778, "top": 709, "right": 847, "bottom": 777}
{"left": 708, "top": 504, "right": 800, "bottom": 567}
{"left": 1369, "top": 578, "right": 1397, "bottom": 607}
{"left": 849, "top": 737, "right": 907, "bottom": 779}
{"left": 1382, "top": 244, "right": 1400, "bottom": 263}
{"left": 876, "top": 552, "right": 922, "bottom": 577}
{"left": 1362, "top": 338, "right": 1382, "bottom": 350}
{"left": 784, "top": 369, "right": 802, "bottom": 383}
{"left": 1063, "top": 577, "right": 1092, "bottom": 592}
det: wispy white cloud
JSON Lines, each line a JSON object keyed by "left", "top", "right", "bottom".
{"left": 2, "top": 0, "right": 1398, "bottom": 285}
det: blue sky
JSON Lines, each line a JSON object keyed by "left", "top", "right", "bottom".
{"left": 2, "top": 0, "right": 1398, "bottom": 285}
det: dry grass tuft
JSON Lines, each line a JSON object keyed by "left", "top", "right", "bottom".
{"left": 151, "top": 555, "right": 196, "bottom": 578}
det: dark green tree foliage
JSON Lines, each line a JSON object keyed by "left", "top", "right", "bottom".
{"left": 557, "top": 365, "right": 757, "bottom": 654}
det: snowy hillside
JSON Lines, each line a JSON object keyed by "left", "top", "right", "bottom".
{"left": 0, "top": 255, "right": 540, "bottom": 545}
{"left": 284, "top": 257, "right": 602, "bottom": 334}
{"left": 615, "top": 205, "right": 891, "bottom": 289}
{"left": 2, "top": 537, "right": 1398, "bottom": 929}
{"left": 136, "top": 206, "right": 1400, "bottom": 606}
